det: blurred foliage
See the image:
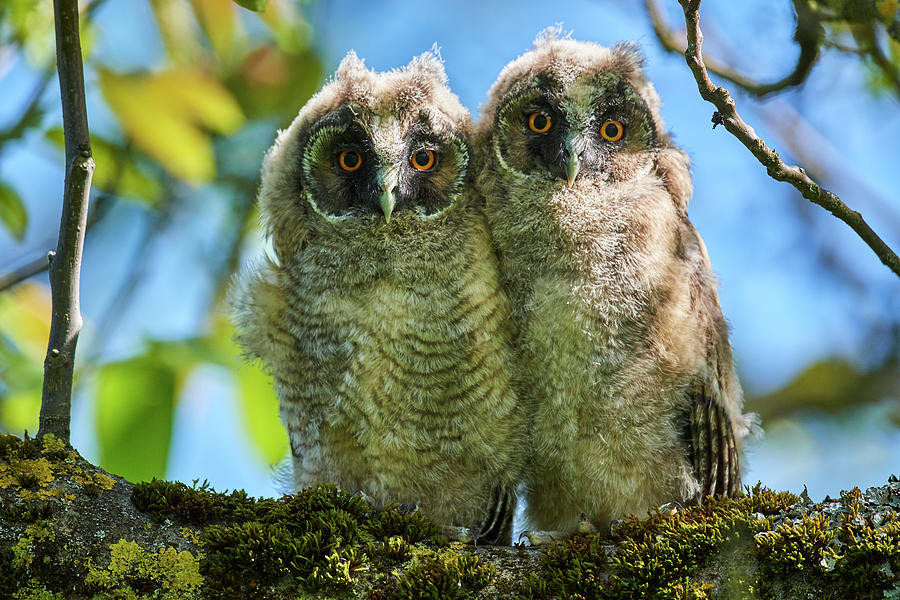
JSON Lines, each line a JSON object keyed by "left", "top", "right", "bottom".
{"left": 0, "top": 0, "right": 313, "bottom": 481}
{"left": 0, "top": 183, "right": 27, "bottom": 241}
{"left": 747, "top": 357, "right": 900, "bottom": 423}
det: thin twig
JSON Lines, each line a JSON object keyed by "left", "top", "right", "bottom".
{"left": 0, "top": 252, "right": 54, "bottom": 291}
{"left": 40, "top": 0, "right": 95, "bottom": 442}
{"left": 646, "top": 0, "right": 822, "bottom": 97}
{"left": 676, "top": 0, "right": 900, "bottom": 279}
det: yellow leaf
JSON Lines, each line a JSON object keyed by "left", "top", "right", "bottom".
{"left": 190, "top": 0, "right": 239, "bottom": 61}
{"left": 0, "top": 283, "right": 51, "bottom": 361}
{"left": 99, "top": 68, "right": 245, "bottom": 183}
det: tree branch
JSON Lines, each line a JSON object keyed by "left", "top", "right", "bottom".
{"left": 646, "top": 0, "right": 822, "bottom": 97}
{"left": 39, "top": 0, "right": 95, "bottom": 442}
{"left": 675, "top": 0, "right": 900, "bottom": 279}
{"left": 0, "top": 252, "right": 54, "bottom": 292}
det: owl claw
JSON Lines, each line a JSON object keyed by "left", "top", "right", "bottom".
{"left": 577, "top": 513, "right": 598, "bottom": 535}
{"left": 518, "top": 529, "right": 564, "bottom": 546}
{"left": 442, "top": 526, "right": 477, "bottom": 544}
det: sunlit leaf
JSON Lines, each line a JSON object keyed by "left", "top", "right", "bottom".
{"left": 231, "top": 0, "right": 269, "bottom": 12}
{"left": 0, "top": 182, "right": 27, "bottom": 241}
{"left": 0, "top": 284, "right": 48, "bottom": 434}
{"left": 149, "top": 0, "right": 205, "bottom": 66}
{"left": 99, "top": 68, "right": 245, "bottom": 183}
{"left": 235, "top": 362, "right": 288, "bottom": 465}
{"left": 0, "top": 283, "right": 51, "bottom": 361}
{"left": 0, "top": 392, "right": 40, "bottom": 434}
{"left": 95, "top": 356, "right": 178, "bottom": 482}
{"left": 190, "top": 0, "right": 239, "bottom": 62}
{"left": 1, "top": 0, "right": 54, "bottom": 66}
{"left": 45, "top": 129, "right": 163, "bottom": 206}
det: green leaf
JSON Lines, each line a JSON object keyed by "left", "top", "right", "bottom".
{"left": 45, "top": 129, "right": 163, "bottom": 206}
{"left": 0, "top": 182, "right": 27, "bottom": 241}
{"left": 234, "top": 362, "right": 288, "bottom": 465}
{"left": 95, "top": 356, "right": 178, "bottom": 483}
{"left": 99, "top": 68, "right": 245, "bottom": 183}
{"left": 231, "top": 0, "right": 268, "bottom": 12}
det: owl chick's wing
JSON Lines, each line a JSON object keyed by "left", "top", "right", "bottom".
{"left": 680, "top": 220, "right": 746, "bottom": 501}
{"left": 687, "top": 383, "right": 742, "bottom": 500}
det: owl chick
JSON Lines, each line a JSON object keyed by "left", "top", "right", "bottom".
{"left": 230, "top": 51, "right": 523, "bottom": 544}
{"left": 476, "top": 32, "right": 756, "bottom": 535}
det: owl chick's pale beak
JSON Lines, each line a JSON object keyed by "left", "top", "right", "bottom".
{"left": 565, "top": 132, "right": 583, "bottom": 187}
{"left": 380, "top": 188, "right": 395, "bottom": 223}
{"left": 376, "top": 168, "right": 397, "bottom": 223}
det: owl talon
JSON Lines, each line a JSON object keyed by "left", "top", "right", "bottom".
{"left": 658, "top": 501, "right": 683, "bottom": 516}
{"left": 442, "top": 526, "right": 477, "bottom": 544}
{"left": 518, "top": 529, "right": 565, "bottom": 546}
{"left": 577, "top": 513, "right": 599, "bottom": 536}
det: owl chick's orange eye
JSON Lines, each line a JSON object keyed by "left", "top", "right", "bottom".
{"left": 600, "top": 120, "right": 625, "bottom": 142}
{"left": 410, "top": 149, "right": 435, "bottom": 171}
{"left": 338, "top": 150, "right": 362, "bottom": 171}
{"left": 528, "top": 112, "right": 552, "bottom": 133}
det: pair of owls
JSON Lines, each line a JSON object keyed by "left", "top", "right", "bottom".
{"left": 230, "top": 32, "right": 755, "bottom": 545}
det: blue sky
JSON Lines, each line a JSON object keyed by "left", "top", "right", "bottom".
{"left": 1, "top": 0, "right": 898, "bottom": 504}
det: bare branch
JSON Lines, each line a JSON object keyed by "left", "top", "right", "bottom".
{"left": 40, "top": 0, "right": 95, "bottom": 442}
{"left": 676, "top": 0, "right": 900, "bottom": 279}
{"left": 0, "top": 252, "right": 54, "bottom": 292}
{"left": 646, "top": 0, "right": 822, "bottom": 97}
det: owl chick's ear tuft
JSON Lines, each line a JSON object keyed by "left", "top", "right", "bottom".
{"left": 533, "top": 24, "right": 571, "bottom": 48}
{"left": 609, "top": 41, "right": 646, "bottom": 73}
{"left": 406, "top": 47, "right": 448, "bottom": 85}
{"left": 336, "top": 50, "right": 368, "bottom": 80}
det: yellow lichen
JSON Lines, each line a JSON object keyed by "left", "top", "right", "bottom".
{"left": 85, "top": 539, "right": 203, "bottom": 599}
{"left": 40, "top": 434, "right": 66, "bottom": 457}
{"left": 12, "top": 524, "right": 56, "bottom": 571}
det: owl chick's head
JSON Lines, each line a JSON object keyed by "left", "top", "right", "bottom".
{"left": 481, "top": 29, "right": 676, "bottom": 189}
{"left": 259, "top": 50, "right": 472, "bottom": 258}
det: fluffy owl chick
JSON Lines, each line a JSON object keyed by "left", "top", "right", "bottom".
{"left": 229, "top": 51, "right": 523, "bottom": 544}
{"left": 477, "top": 32, "right": 757, "bottom": 534}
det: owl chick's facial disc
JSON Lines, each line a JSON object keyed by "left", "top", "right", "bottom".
{"left": 298, "top": 92, "right": 468, "bottom": 224}
{"left": 487, "top": 43, "right": 664, "bottom": 188}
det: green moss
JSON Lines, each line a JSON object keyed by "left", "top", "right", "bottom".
{"left": 755, "top": 486, "right": 900, "bottom": 600}
{"left": 84, "top": 539, "right": 203, "bottom": 599}
{"left": 130, "top": 479, "right": 456, "bottom": 598}
{"left": 375, "top": 547, "right": 495, "bottom": 600}
{"left": 516, "top": 483, "right": 900, "bottom": 600}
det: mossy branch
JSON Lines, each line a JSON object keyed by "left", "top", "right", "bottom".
{"left": 2, "top": 433, "right": 899, "bottom": 599}
{"left": 674, "top": 0, "right": 900, "bottom": 280}
{"left": 39, "top": 0, "right": 95, "bottom": 442}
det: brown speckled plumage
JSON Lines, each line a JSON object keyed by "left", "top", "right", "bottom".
{"left": 477, "top": 32, "right": 757, "bottom": 533}
{"left": 230, "top": 51, "right": 523, "bottom": 543}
